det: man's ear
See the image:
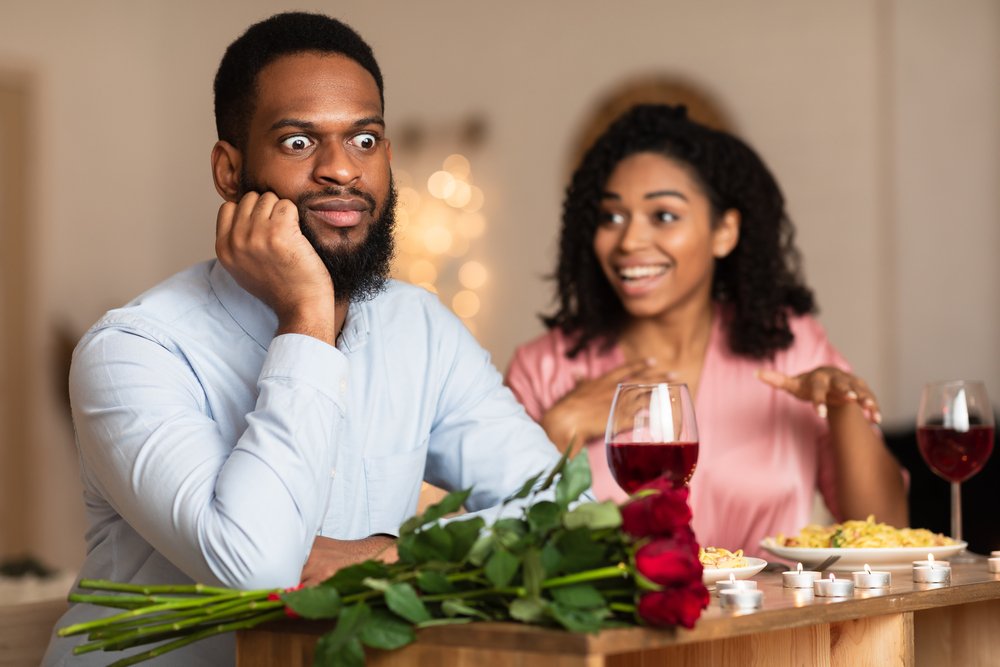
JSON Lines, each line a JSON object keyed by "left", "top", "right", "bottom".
{"left": 211, "top": 141, "right": 242, "bottom": 202}
{"left": 712, "top": 209, "right": 741, "bottom": 258}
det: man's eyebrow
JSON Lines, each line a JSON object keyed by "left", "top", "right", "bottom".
{"left": 269, "top": 116, "right": 386, "bottom": 132}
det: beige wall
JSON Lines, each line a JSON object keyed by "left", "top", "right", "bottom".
{"left": 0, "top": 0, "right": 996, "bottom": 570}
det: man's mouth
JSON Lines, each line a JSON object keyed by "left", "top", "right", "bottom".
{"left": 306, "top": 197, "right": 372, "bottom": 228}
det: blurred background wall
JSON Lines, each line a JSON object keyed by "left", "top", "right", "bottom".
{"left": 0, "top": 0, "right": 997, "bottom": 571}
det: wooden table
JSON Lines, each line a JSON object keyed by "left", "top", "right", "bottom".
{"left": 237, "top": 560, "right": 1000, "bottom": 666}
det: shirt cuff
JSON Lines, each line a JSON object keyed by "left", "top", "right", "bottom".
{"left": 261, "top": 333, "right": 349, "bottom": 406}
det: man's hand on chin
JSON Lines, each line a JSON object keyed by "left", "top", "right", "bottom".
{"left": 299, "top": 535, "right": 398, "bottom": 588}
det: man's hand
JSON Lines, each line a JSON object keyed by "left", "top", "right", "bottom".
{"left": 299, "top": 535, "right": 398, "bottom": 588}
{"left": 216, "top": 192, "right": 336, "bottom": 344}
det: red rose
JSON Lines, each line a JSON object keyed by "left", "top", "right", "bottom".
{"left": 634, "top": 529, "right": 702, "bottom": 586}
{"left": 620, "top": 479, "right": 692, "bottom": 539}
{"left": 637, "top": 579, "right": 710, "bottom": 629}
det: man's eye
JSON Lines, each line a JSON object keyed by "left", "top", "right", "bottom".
{"left": 350, "top": 133, "right": 378, "bottom": 150}
{"left": 280, "top": 135, "right": 314, "bottom": 151}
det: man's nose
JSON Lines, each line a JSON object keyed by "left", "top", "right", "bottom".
{"left": 312, "top": 143, "right": 361, "bottom": 185}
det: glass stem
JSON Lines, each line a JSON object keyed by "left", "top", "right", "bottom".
{"left": 950, "top": 481, "right": 963, "bottom": 543}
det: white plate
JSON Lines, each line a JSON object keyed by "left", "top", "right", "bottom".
{"left": 759, "top": 538, "right": 967, "bottom": 571}
{"left": 702, "top": 557, "right": 767, "bottom": 585}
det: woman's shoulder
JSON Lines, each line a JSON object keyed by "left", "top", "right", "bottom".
{"left": 510, "top": 327, "right": 575, "bottom": 365}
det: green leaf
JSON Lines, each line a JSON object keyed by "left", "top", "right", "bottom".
{"left": 416, "top": 570, "right": 454, "bottom": 594}
{"left": 400, "top": 488, "right": 472, "bottom": 535}
{"left": 492, "top": 518, "right": 528, "bottom": 549}
{"left": 384, "top": 582, "right": 432, "bottom": 624}
{"left": 445, "top": 517, "right": 485, "bottom": 561}
{"left": 441, "top": 599, "right": 491, "bottom": 620}
{"left": 509, "top": 597, "right": 546, "bottom": 622}
{"left": 549, "top": 584, "right": 606, "bottom": 610}
{"left": 526, "top": 501, "right": 562, "bottom": 534}
{"left": 536, "top": 448, "right": 570, "bottom": 493}
{"left": 467, "top": 532, "right": 494, "bottom": 567}
{"left": 281, "top": 585, "right": 341, "bottom": 620}
{"left": 404, "top": 524, "right": 453, "bottom": 563}
{"left": 484, "top": 548, "right": 520, "bottom": 588}
{"left": 555, "top": 452, "right": 592, "bottom": 508}
{"left": 562, "top": 501, "right": 621, "bottom": 531}
{"left": 503, "top": 469, "right": 545, "bottom": 503}
{"left": 540, "top": 542, "right": 562, "bottom": 576}
{"left": 327, "top": 561, "right": 390, "bottom": 594}
{"left": 556, "top": 529, "right": 609, "bottom": 573}
{"left": 550, "top": 602, "right": 609, "bottom": 634}
{"left": 522, "top": 548, "right": 544, "bottom": 599}
{"left": 358, "top": 609, "right": 415, "bottom": 651}
{"left": 314, "top": 603, "right": 371, "bottom": 667}
{"left": 416, "top": 617, "right": 474, "bottom": 628}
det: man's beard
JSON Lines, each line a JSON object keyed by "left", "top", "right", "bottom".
{"left": 238, "top": 172, "right": 396, "bottom": 305}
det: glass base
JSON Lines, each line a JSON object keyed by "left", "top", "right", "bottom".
{"left": 949, "top": 548, "right": 979, "bottom": 564}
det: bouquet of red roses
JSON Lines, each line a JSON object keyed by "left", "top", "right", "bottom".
{"left": 58, "top": 452, "right": 708, "bottom": 666}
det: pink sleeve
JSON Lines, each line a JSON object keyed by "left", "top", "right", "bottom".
{"left": 504, "top": 344, "right": 547, "bottom": 423}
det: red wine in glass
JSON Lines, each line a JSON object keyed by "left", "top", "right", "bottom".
{"left": 916, "top": 380, "right": 995, "bottom": 562}
{"left": 917, "top": 425, "right": 995, "bottom": 483}
{"left": 607, "top": 441, "right": 699, "bottom": 492}
{"left": 605, "top": 382, "right": 699, "bottom": 493}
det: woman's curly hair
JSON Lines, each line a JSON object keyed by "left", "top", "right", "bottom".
{"left": 543, "top": 104, "right": 815, "bottom": 359}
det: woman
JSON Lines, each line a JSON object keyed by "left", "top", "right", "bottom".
{"left": 505, "top": 104, "right": 906, "bottom": 555}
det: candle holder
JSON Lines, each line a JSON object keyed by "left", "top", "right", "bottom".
{"left": 852, "top": 564, "right": 891, "bottom": 589}
{"left": 912, "top": 555, "right": 950, "bottom": 570}
{"left": 913, "top": 565, "right": 951, "bottom": 584}
{"left": 719, "top": 588, "right": 763, "bottom": 611}
{"left": 987, "top": 557, "right": 1000, "bottom": 574}
{"left": 782, "top": 563, "right": 821, "bottom": 588}
{"left": 814, "top": 574, "right": 854, "bottom": 597}
{"left": 716, "top": 574, "right": 757, "bottom": 594}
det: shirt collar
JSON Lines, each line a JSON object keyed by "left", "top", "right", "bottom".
{"left": 209, "top": 260, "right": 371, "bottom": 352}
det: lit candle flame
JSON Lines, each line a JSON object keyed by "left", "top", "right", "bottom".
{"left": 828, "top": 573, "right": 836, "bottom": 582}
{"left": 928, "top": 554, "right": 936, "bottom": 568}
{"left": 796, "top": 562, "right": 803, "bottom": 574}
{"left": 864, "top": 563, "right": 872, "bottom": 575}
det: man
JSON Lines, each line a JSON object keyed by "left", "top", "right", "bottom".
{"left": 44, "top": 12, "right": 559, "bottom": 665}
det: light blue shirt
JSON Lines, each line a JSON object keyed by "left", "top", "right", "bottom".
{"left": 44, "top": 260, "right": 559, "bottom": 665}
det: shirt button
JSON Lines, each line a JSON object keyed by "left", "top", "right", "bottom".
{"left": 330, "top": 468, "right": 336, "bottom": 479}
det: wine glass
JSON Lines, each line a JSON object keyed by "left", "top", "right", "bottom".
{"left": 605, "top": 382, "right": 699, "bottom": 492}
{"left": 916, "top": 380, "right": 995, "bottom": 561}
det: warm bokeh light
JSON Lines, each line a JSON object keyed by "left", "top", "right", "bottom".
{"left": 445, "top": 235, "right": 470, "bottom": 258}
{"left": 463, "top": 186, "right": 485, "bottom": 213}
{"left": 443, "top": 153, "right": 471, "bottom": 179}
{"left": 427, "top": 170, "right": 456, "bottom": 199}
{"left": 398, "top": 186, "right": 422, "bottom": 212}
{"left": 422, "top": 225, "right": 453, "bottom": 255}
{"left": 457, "top": 212, "right": 486, "bottom": 239}
{"left": 452, "top": 290, "right": 481, "bottom": 318}
{"left": 458, "top": 261, "right": 488, "bottom": 289}
{"left": 408, "top": 259, "right": 438, "bottom": 285}
{"left": 445, "top": 180, "right": 472, "bottom": 208}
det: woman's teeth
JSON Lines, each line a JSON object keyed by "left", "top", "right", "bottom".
{"left": 619, "top": 265, "right": 668, "bottom": 281}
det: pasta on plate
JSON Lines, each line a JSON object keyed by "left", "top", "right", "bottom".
{"left": 776, "top": 515, "right": 954, "bottom": 548}
{"left": 699, "top": 546, "right": 749, "bottom": 569}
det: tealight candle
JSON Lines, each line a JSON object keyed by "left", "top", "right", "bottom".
{"left": 719, "top": 588, "right": 763, "bottom": 611}
{"left": 852, "top": 563, "right": 891, "bottom": 589}
{"left": 913, "top": 564, "right": 951, "bottom": 584}
{"left": 912, "top": 554, "right": 950, "bottom": 570}
{"left": 716, "top": 573, "right": 757, "bottom": 593}
{"left": 991, "top": 550, "right": 1000, "bottom": 558}
{"left": 987, "top": 557, "right": 1000, "bottom": 574}
{"left": 814, "top": 573, "right": 854, "bottom": 597}
{"left": 782, "top": 562, "right": 822, "bottom": 588}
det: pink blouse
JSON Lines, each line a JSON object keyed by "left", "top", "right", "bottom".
{"left": 505, "top": 312, "right": 849, "bottom": 558}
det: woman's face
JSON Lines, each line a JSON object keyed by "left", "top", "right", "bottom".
{"left": 592, "top": 152, "right": 739, "bottom": 321}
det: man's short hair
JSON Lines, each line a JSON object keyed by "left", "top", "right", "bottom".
{"left": 213, "top": 12, "right": 385, "bottom": 150}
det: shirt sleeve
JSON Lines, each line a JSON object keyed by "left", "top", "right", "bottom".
{"left": 422, "top": 313, "right": 562, "bottom": 513}
{"left": 71, "top": 326, "right": 347, "bottom": 589}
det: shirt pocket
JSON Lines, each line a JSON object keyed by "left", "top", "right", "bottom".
{"left": 363, "top": 444, "right": 427, "bottom": 536}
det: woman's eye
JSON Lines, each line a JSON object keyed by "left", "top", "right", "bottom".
{"left": 599, "top": 211, "right": 626, "bottom": 225}
{"left": 655, "top": 211, "right": 679, "bottom": 223}
{"left": 350, "top": 132, "right": 379, "bottom": 150}
{"left": 280, "top": 135, "right": 314, "bottom": 151}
